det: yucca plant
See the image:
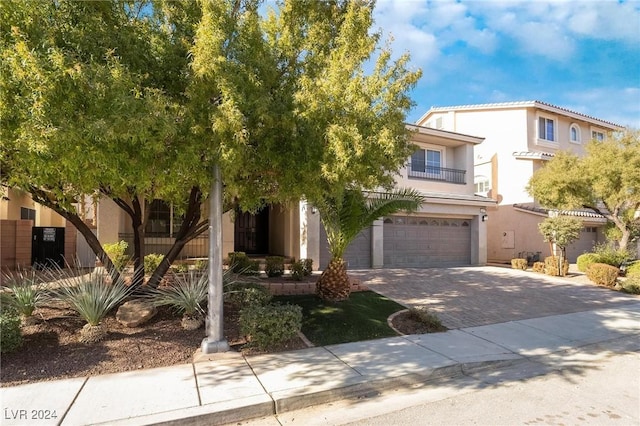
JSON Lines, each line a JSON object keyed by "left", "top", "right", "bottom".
{"left": 1, "top": 268, "right": 47, "bottom": 326}
{"left": 145, "top": 271, "right": 209, "bottom": 330}
{"left": 47, "top": 265, "right": 133, "bottom": 343}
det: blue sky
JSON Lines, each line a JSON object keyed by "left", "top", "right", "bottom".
{"left": 371, "top": 0, "right": 640, "bottom": 128}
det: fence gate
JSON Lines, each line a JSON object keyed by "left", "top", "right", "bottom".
{"left": 32, "top": 227, "right": 65, "bottom": 268}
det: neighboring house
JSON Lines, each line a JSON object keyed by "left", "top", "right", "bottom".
{"left": 98, "top": 124, "right": 495, "bottom": 270}
{"left": 416, "top": 101, "right": 624, "bottom": 263}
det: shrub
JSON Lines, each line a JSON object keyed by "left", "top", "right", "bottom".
{"left": 146, "top": 271, "right": 208, "bottom": 318}
{"left": 265, "top": 256, "right": 285, "bottom": 277}
{"left": 407, "top": 307, "right": 445, "bottom": 331}
{"left": 102, "top": 241, "right": 130, "bottom": 271}
{"left": 47, "top": 265, "right": 133, "bottom": 327}
{"left": 240, "top": 303, "right": 302, "bottom": 350}
{"left": 290, "top": 260, "right": 305, "bottom": 281}
{"left": 586, "top": 263, "right": 620, "bottom": 287}
{"left": 576, "top": 253, "right": 600, "bottom": 272}
{"left": 625, "top": 261, "right": 640, "bottom": 277}
{"left": 621, "top": 275, "right": 640, "bottom": 294}
{"left": 1, "top": 268, "right": 46, "bottom": 323}
{"left": 511, "top": 258, "right": 528, "bottom": 270}
{"left": 301, "top": 258, "right": 313, "bottom": 276}
{"left": 228, "top": 252, "right": 259, "bottom": 274}
{"left": 544, "top": 256, "right": 570, "bottom": 277}
{"left": 224, "top": 282, "right": 271, "bottom": 308}
{"left": 172, "top": 263, "right": 189, "bottom": 273}
{"left": 144, "top": 253, "right": 164, "bottom": 275}
{"left": 532, "top": 262, "right": 545, "bottom": 273}
{"left": 0, "top": 312, "right": 22, "bottom": 353}
{"left": 593, "top": 243, "right": 631, "bottom": 267}
{"left": 194, "top": 259, "right": 208, "bottom": 271}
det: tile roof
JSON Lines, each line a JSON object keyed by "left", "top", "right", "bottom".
{"left": 513, "top": 203, "right": 607, "bottom": 220}
{"left": 424, "top": 100, "right": 623, "bottom": 129}
{"left": 512, "top": 151, "right": 555, "bottom": 160}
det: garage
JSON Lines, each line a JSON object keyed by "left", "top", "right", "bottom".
{"left": 383, "top": 216, "right": 471, "bottom": 268}
{"left": 319, "top": 225, "right": 372, "bottom": 270}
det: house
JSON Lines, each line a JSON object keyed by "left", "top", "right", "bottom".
{"left": 416, "top": 101, "right": 624, "bottom": 263}
{"left": 97, "top": 124, "right": 495, "bottom": 269}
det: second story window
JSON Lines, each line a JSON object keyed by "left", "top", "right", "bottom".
{"left": 592, "top": 130, "right": 605, "bottom": 141}
{"left": 570, "top": 124, "right": 581, "bottom": 143}
{"left": 474, "top": 176, "right": 491, "bottom": 195}
{"left": 411, "top": 148, "right": 442, "bottom": 173}
{"left": 20, "top": 207, "right": 36, "bottom": 221}
{"left": 538, "top": 116, "right": 556, "bottom": 142}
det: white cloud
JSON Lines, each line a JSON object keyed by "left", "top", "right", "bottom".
{"left": 564, "top": 87, "right": 640, "bottom": 129}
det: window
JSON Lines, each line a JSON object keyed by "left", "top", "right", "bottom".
{"left": 538, "top": 116, "right": 556, "bottom": 142}
{"left": 570, "top": 124, "right": 581, "bottom": 143}
{"left": 411, "top": 148, "right": 442, "bottom": 174}
{"left": 592, "top": 130, "right": 605, "bottom": 141}
{"left": 146, "top": 200, "right": 183, "bottom": 237}
{"left": 20, "top": 207, "right": 36, "bottom": 221}
{"left": 474, "top": 175, "right": 491, "bottom": 195}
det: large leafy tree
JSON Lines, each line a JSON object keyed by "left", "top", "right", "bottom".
{"left": 538, "top": 216, "right": 582, "bottom": 276}
{"left": 527, "top": 129, "right": 640, "bottom": 251}
{"left": 2, "top": 0, "right": 421, "bottom": 294}
{"left": 317, "top": 189, "right": 424, "bottom": 301}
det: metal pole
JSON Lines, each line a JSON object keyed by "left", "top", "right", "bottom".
{"left": 201, "top": 163, "right": 229, "bottom": 353}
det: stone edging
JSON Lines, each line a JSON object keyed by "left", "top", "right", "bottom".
{"left": 387, "top": 309, "right": 410, "bottom": 336}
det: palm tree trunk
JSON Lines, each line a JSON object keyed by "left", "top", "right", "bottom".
{"left": 316, "top": 258, "right": 350, "bottom": 302}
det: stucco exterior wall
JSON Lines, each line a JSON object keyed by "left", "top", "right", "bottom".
{"left": 1, "top": 188, "right": 65, "bottom": 227}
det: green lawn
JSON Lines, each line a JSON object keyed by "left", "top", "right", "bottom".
{"left": 275, "top": 291, "right": 405, "bottom": 346}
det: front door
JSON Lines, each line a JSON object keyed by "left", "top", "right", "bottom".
{"left": 32, "top": 227, "right": 65, "bottom": 268}
{"left": 234, "top": 208, "right": 269, "bottom": 254}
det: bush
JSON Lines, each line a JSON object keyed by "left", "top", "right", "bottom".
{"left": 576, "top": 253, "right": 600, "bottom": 273}
{"left": 172, "top": 263, "right": 189, "bottom": 273}
{"left": 146, "top": 271, "right": 208, "bottom": 317}
{"left": 621, "top": 275, "right": 640, "bottom": 294}
{"left": 586, "top": 263, "right": 620, "bottom": 287}
{"left": 301, "top": 258, "right": 313, "bottom": 276}
{"left": 593, "top": 243, "right": 631, "bottom": 267}
{"left": 532, "top": 262, "right": 545, "bottom": 273}
{"left": 228, "top": 252, "right": 259, "bottom": 274}
{"left": 47, "top": 265, "right": 133, "bottom": 326}
{"left": 511, "top": 258, "right": 528, "bottom": 270}
{"left": 1, "top": 267, "right": 46, "bottom": 322}
{"left": 544, "top": 256, "right": 570, "bottom": 277}
{"left": 224, "top": 282, "right": 272, "bottom": 308}
{"left": 290, "top": 260, "right": 305, "bottom": 281}
{"left": 625, "top": 261, "right": 640, "bottom": 277}
{"left": 194, "top": 259, "right": 208, "bottom": 271}
{"left": 144, "top": 253, "right": 164, "bottom": 275}
{"left": 0, "top": 312, "right": 22, "bottom": 353}
{"left": 103, "top": 241, "right": 130, "bottom": 271}
{"left": 240, "top": 303, "right": 302, "bottom": 350}
{"left": 265, "top": 256, "right": 285, "bottom": 278}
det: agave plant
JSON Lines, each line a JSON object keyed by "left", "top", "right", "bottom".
{"left": 47, "top": 265, "right": 133, "bottom": 343}
{"left": 145, "top": 271, "right": 208, "bottom": 330}
{"left": 1, "top": 268, "right": 46, "bottom": 326}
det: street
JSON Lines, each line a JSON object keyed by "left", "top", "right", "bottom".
{"left": 235, "top": 347, "right": 639, "bottom": 426}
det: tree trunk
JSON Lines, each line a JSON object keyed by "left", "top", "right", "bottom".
{"left": 145, "top": 187, "right": 207, "bottom": 289}
{"left": 316, "top": 257, "right": 350, "bottom": 302}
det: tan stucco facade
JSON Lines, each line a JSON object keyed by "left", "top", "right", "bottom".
{"left": 418, "top": 101, "right": 622, "bottom": 263}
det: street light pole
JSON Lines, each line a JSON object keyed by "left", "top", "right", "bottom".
{"left": 201, "top": 163, "right": 229, "bottom": 353}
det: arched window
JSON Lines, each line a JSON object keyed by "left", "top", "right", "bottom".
{"left": 570, "top": 124, "right": 581, "bottom": 144}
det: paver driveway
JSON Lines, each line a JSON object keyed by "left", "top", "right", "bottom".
{"left": 348, "top": 266, "right": 640, "bottom": 329}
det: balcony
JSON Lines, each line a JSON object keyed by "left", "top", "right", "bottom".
{"left": 407, "top": 165, "right": 466, "bottom": 184}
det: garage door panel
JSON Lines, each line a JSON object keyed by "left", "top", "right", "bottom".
{"left": 319, "top": 225, "right": 371, "bottom": 270}
{"left": 384, "top": 217, "right": 471, "bottom": 268}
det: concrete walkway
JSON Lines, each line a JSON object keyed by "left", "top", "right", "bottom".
{"left": 3, "top": 302, "right": 639, "bottom": 426}
{"left": 348, "top": 266, "right": 639, "bottom": 329}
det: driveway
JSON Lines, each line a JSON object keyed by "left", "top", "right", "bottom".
{"left": 348, "top": 266, "right": 640, "bottom": 329}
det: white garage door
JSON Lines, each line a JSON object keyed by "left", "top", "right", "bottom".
{"left": 319, "top": 225, "right": 371, "bottom": 270}
{"left": 383, "top": 216, "right": 471, "bottom": 268}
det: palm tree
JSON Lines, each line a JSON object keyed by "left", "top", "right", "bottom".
{"left": 316, "top": 188, "right": 425, "bottom": 301}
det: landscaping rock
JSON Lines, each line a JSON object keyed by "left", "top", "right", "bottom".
{"left": 116, "top": 300, "right": 157, "bottom": 327}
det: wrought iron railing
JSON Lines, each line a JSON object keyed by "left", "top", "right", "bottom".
{"left": 117, "top": 233, "right": 209, "bottom": 259}
{"left": 407, "top": 165, "right": 466, "bottom": 184}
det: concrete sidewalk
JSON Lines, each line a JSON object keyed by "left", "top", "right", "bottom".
{"left": 2, "top": 302, "right": 640, "bottom": 426}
